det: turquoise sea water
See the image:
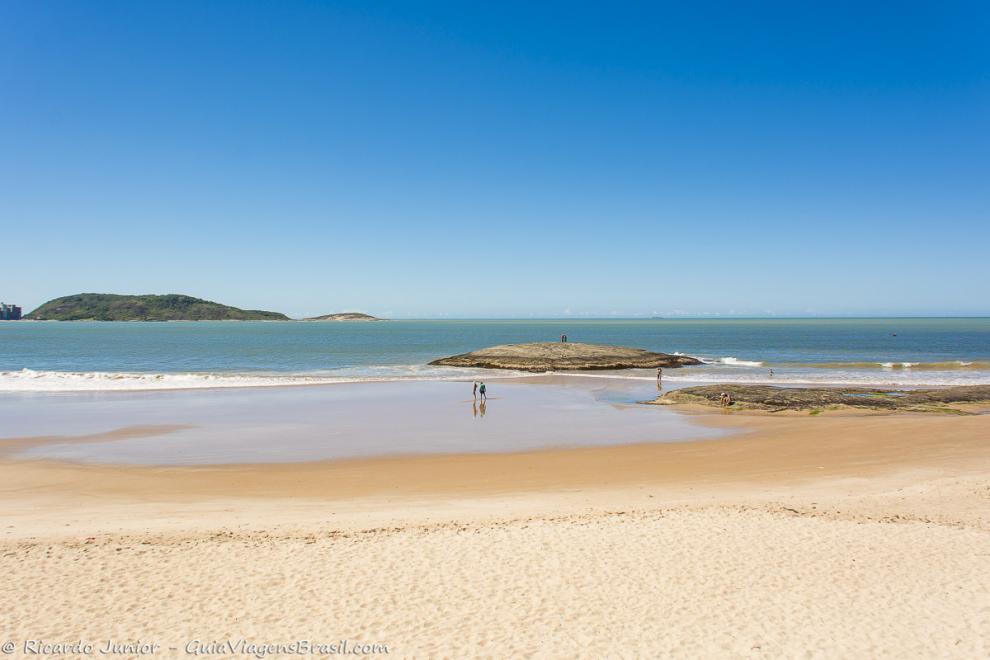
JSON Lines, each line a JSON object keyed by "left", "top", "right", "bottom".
{"left": 1, "top": 318, "right": 988, "bottom": 390}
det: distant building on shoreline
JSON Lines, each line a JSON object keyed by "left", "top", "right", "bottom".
{"left": 1, "top": 302, "right": 22, "bottom": 320}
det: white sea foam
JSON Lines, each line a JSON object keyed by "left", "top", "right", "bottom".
{"left": 0, "top": 367, "right": 531, "bottom": 392}
{"left": 702, "top": 356, "right": 765, "bottom": 367}
{"left": 3, "top": 361, "right": 990, "bottom": 393}
{"left": 488, "top": 366, "right": 990, "bottom": 388}
{"left": 658, "top": 371, "right": 990, "bottom": 388}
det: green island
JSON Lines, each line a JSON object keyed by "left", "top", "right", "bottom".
{"left": 26, "top": 294, "right": 288, "bottom": 321}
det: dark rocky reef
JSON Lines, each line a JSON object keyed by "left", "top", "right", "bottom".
{"left": 653, "top": 384, "right": 990, "bottom": 413}
{"left": 430, "top": 342, "right": 702, "bottom": 372}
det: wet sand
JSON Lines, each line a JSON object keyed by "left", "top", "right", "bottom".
{"left": 2, "top": 384, "right": 989, "bottom": 657}
{"left": 0, "top": 379, "right": 723, "bottom": 464}
{"left": 2, "top": 412, "right": 989, "bottom": 504}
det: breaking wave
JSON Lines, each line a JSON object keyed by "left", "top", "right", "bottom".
{"left": 0, "top": 367, "right": 531, "bottom": 392}
{"left": 701, "top": 356, "right": 765, "bottom": 367}
{"left": 658, "top": 371, "right": 990, "bottom": 387}
{"left": 787, "top": 360, "right": 990, "bottom": 371}
{"left": 3, "top": 358, "right": 989, "bottom": 392}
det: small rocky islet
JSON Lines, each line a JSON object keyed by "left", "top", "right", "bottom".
{"left": 653, "top": 384, "right": 990, "bottom": 413}
{"left": 429, "top": 342, "right": 702, "bottom": 372}
{"left": 303, "top": 312, "right": 384, "bottom": 321}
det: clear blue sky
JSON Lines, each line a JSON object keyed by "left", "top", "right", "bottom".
{"left": 2, "top": 1, "right": 987, "bottom": 318}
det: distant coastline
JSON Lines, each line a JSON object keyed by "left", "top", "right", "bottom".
{"left": 9, "top": 294, "right": 989, "bottom": 323}
{"left": 18, "top": 293, "right": 396, "bottom": 322}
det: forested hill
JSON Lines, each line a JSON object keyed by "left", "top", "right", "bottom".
{"left": 26, "top": 294, "right": 288, "bottom": 321}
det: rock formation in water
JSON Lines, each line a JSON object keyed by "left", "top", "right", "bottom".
{"left": 430, "top": 342, "right": 702, "bottom": 372}
{"left": 303, "top": 312, "right": 384, "bottom": 321}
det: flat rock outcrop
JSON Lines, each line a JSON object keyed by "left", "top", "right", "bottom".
{"left": 653, "top": 384, "right": 990, "bottom": 413}
{"left": 430, "top": 342, "right": 702, "bottom": 372}
{"left": 304, "top": 312, "right": 384, "bottom": 321}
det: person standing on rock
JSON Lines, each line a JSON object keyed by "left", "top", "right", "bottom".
{"left": 479, "top": 381, "right": 487, "bottom": 401}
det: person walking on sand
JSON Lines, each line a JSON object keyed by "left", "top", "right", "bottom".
{"left": 479, "top": 381, "right": 487, "bottom": 401}
{"left": 656, "top": 367, "right": 663, "bottom": 384}
{"left": 472, "top": 381, "right": 478, "bottom": 399}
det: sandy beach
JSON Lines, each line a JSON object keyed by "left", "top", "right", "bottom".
{"left": 6, "top": 1, "right": 987, "bottom": 655}
{"left": 2, "top": 404, "right": 989, "bottom": 658}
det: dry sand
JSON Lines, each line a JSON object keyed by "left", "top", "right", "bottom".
{"left": 2, "top": 412, "right": 989, "bottom": 658}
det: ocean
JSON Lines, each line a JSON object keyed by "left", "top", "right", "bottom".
{"left": 1, "top": 318, "right": 988, "bottom": 392}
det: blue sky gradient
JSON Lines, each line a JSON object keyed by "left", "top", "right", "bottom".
{"left": 2, "top": 1, "right": 987, "bottom": 318}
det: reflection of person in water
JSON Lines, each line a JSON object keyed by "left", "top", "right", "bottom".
{"left": 472, "top": 400, "right": 478, "bottom": 418}
{"left": 479, "top": 400, "right": 487, "bottom": 417}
